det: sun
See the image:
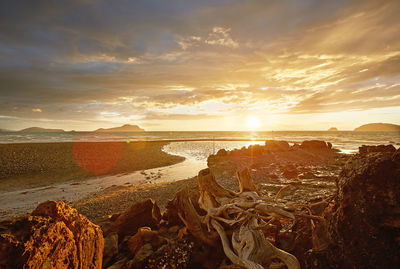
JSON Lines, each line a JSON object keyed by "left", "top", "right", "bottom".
{"left": 246, "top": 116, "right": 261, "bottom": 129}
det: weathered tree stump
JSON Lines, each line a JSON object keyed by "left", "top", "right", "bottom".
{"left": 173, "top": 167, "right": 301, "bottom": 269}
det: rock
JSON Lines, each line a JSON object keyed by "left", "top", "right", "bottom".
{"left": 109, "top": 213, "right": 121, "bottom": 222}
{"left": 144, "top": 240, "right": 195, "bottom": 268}
{"left": 300, "top": 140, "right": 329, "bottom": 150}
{"left": 0, "top": 233, "right": 24, "bottom": 268}
{"left": 247, "top": 144, "right": 265, "bottom": 155}
{"left": 358, "top": 144, "right": 396, "bottom": 154}
{"left": 216, "top": 149, "right": 228, "bottom": 156}
{"left": 168, "top": 225, "right": 180, "bottom": 234}
{"left": 112, "top": 199, "right": 161, "bottom": 239}
{"left": 132, "top": 243, "right": 154, "bottom": 264}
{"left": 328, "top": 127, "right": 338, "bottom": 131}
{"left": 330, "top": 151, "right": 400, "bottom": 268}
{"left": 282, "top": 164, "right": 299, "bottom": 179}
{"left": 327, "top": 142, "right": 332, "bottom": 149}
{"left": 128, "top": 227, "right": 164, "bottom": 256}
{"left": 298, "top": 171, "right": 315, "bottom": 179}
{"left": 0, "top": 200, "right": 103, "bottom": 269}
{"left": 393, "top": 148, "right": 400, "bottom": 162}
{"left": 103, "top": 232, "right": 118, "bottom": 267}
{"left": 265, "top": 140, "right": 290, "bottom": 151}
{"left": 106, "top": 257, "right": 129, "bottom": 269}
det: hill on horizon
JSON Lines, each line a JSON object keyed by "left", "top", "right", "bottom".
{"left": 354, "top": 123, "right": 400, "bottom": 132}
{"left": 19, "top": 127, "right": 65, "bottom": 132}
{"left": 94, "top": 124, "right": 145, "bottom": 132}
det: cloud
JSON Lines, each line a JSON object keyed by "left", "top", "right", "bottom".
{"left": 143, "top": 112, "right": 219, "bottom": 121}
{"left": 0, "top": 0, "right": 399, "bottom": 130}
{"left": 205, "top": 27, "right": 238, "bottom": 48}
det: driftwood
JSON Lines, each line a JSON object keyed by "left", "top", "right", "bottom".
{"left": 175, "top": 167, "right": 302, "bottom": 269}
{"left": 172, "top": 188, "right": 219, "bottom": 246}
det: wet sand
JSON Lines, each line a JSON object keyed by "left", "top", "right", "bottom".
{"left": 0, "top": 141, "right": 184, "bottom": 191}
{"left": 0, "top": 155, "right": 206, "bottom": 220}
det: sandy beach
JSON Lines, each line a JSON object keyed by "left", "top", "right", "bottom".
{"left": 0, "top": 141, "right": 184, "bottom": 191}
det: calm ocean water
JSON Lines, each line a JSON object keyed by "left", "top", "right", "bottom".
{"left": 0, "top": 131, "right": 399, "bottom": 154}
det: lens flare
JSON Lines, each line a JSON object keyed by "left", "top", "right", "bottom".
{"left": 72, "top": 139, "right": 122, "bottom": 175}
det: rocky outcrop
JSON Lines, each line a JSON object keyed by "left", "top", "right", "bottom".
{"left": 300, "top": 140, "right": 332, "bottom": 150}
{"left": 265, "top": 140, "right": 290, "bottom": 151}
{"left": 127, "top": 227, "right": 167, "bottom": 256}
{"left": 359, "top": 144, "right": 396, "bottom": 154}
{"left": 0, "top": 200, "right": 103, "bottom": 269}
{"left": 99, "top": 197, "right": 201, "bottom": 268}
{"left": 112, "top": 198, "right": 161, "bottom": 239}
{"left": 329, "top": 149, "right": 400, "bottom": 268}
{"left": 216, "top": 148, "right": 228, "bottom": 156}
{"left": 103, "top": 232, "right": 118, "bottom": 267}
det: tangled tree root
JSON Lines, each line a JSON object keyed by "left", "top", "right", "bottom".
{"left": 171, "top": 167, "right": 324, "bottom": 269}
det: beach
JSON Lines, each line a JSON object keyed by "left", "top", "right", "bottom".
{"left": 1, "top": 136, "right": 399, "bottom": 221}
{"left": 1, "top": 139, "right": 399, "bottom": 268}
{"left": 0, "top": 141, "right": 184, "bottom": 191}
{"left": 73, "top": 140, "right": 349, "bottom": 223}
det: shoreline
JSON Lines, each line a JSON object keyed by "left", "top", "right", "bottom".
{"left": 74, "top": 140, "right": 350, "bottom": 223}
{"left": 0, "top": 141, "right": 185, "bottom": 191}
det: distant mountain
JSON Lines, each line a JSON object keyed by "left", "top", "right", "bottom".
{"left": 354, "top": 123, "right": 400, "bottom": 132}
{"left": 0, "top": 128, "right": 11, "bottom": 132}
{"left": 94, "top": 124, "right": 145, "bottom": 132}
{"left": 328, "top": 127, "right": 338, "bottom": 131}
{"left": 19, "top": 127, "right": 65, "bottom": 132}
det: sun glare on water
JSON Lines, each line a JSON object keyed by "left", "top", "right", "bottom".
{"left": 246, "top": 116, "right": 261, "bottom": 129}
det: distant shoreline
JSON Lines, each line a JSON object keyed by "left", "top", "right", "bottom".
{"left": 3, "top": 130, "right": 400, "bottom": 133}
{"left": 1, "top": 129, "right": 400, "bottom": 145}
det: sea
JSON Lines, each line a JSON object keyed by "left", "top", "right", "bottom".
{"left": 1, "top": 131, "right": 399, "bottom": 156}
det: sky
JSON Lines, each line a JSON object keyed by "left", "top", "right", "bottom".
{"left": 0, "top": 0, "right": 399, "bottom": 131}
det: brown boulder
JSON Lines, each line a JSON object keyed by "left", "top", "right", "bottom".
{"left": 112, "top": 199, "right": 161, "bottom": 239}
{"left": 265, "top": 140, "right": 290, "bottom": 151}
{"left": 103, "top": 232, "right": 118, "bottom": 267}
{"left": 128, "top": 227, "right": 167, "bottom": 256}
{"left": 247, "top": 144, "right": 265, "bottom": 155}
{"left": 0, "top": 233, "right": 24, "bottom": 268}
{"left": 358, "top": 144, "right": 396, "bottom": 154}
{"left": 0, "top": 200, "right": 103, "bottom": 269}
{"left": 300, "top": 140, "right": 329, "bottom": 150}
{"left": 330, "top": 151, "right": 400, "bottom": 268}
{"left": 216, "top": 148, "right": 228, "bottom": 156}
{"left": 282, "top": 164, "right": 299, "bottom": 179}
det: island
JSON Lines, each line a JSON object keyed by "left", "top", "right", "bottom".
{"left": 354, "top": 123, "right": 400, "bottom": 132}
{"left": 328, "top": 127, "right": 338, "bottom": 131}
{"left": 94, "top": 124, "right": 145, "bottom": 132}
{"left": 19, "top": 127, "right": 65, "bottom": 132}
